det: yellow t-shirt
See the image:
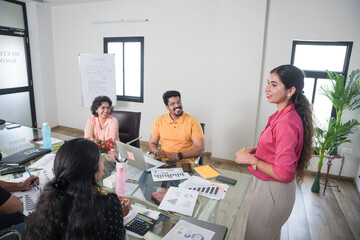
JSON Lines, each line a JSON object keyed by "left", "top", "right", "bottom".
{"left": 151, "top": 112, "right": 204, "bottom": 163}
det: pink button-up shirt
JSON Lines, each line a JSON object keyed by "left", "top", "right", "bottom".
{"left": 248, "top": 104, "right": 304, "bottom": 183}
{"left": 84, "top": 115, "right": 120, "bottom": 142}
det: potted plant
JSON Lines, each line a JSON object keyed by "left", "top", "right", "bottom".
{"left": 311, "top": 69, "right": 360, "bottom": 193}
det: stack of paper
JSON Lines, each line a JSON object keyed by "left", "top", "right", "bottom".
{"left": 179, "top": 176, "right": 228, "bottom": 200}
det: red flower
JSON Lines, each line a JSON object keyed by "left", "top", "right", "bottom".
{"left": 97, "top": 139, "right": 115, "bottom": 154}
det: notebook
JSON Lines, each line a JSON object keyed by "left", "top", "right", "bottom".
{"left": 0, "top": 148, "right": 51, "bottom": 166}
{"left": 151, "top": 188, "right": 169, "bottom": 205}
{"left": 116, "top": 141, "right": 164, "bottom": 172}
{"left": 194, "top": 164, "right": 221, "bottom": 179}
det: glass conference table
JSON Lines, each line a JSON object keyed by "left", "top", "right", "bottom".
{"left": 0, "top": 124, "right": 251, "bottom": 239}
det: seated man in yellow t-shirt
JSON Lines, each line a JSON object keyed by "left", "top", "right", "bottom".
{"left": 148, "top": 90, "right": 204, "bottom": 163}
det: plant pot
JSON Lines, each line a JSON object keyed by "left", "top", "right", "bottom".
{"left": 311, "top": 171, "right": 321, "bottom": 193}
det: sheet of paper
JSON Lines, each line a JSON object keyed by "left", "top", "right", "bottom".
{"left": 23, "top": 191, "right": 41, "bottom": 216}
{"left": 151, "top": 168, "right": 190, "bottom": 182}
{"left": 124, "top": 204, "right": 161, "bottom": 239}
{"left": 35, "top": 137, "right": 63, "bottom": 145}
{"left": 178, "top": 176, "right": 229, "bottom": 200}
{"left": 158, "top": 187, "right": 198, "bottom": 216}
{"left": 11, "top": 168, "right": 54, "bottom": 198}
{"left": 162, "top": 220, "right": 215, "bottom": 240}
{"left": 28, "top": 153, "right": 55, "bottom": 169}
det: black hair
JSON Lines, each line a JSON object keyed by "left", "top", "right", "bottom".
{"left": 91, "top": 96, "right": 113, "bottom": 116}
{"left": 162, "top": 90, "right": 181, "bottom": 106}
{"left": 26, "top": 138, "right": 107, "bottom": 239}
{"left": 270, "top": 64, "right": 314, "bottom": 185}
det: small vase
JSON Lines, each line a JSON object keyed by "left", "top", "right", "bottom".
{"left": 311, "top": 171, "right": 321, "bottom": 193}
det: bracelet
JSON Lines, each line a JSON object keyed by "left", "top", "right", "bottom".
{"left": 252, "top": 159, "right": 260, "bottom": 170}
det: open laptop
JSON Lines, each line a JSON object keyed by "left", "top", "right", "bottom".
{"left": 116, "top": 141, "right": 164, "bottom": 172}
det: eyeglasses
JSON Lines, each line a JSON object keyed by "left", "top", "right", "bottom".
{"left": 100, "top": 106, "right": 113, "bottom": 111}
{"left": 168, "top": 100, "right": 182, "bottom": 107}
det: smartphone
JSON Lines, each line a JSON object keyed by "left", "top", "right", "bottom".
{"left": 6, "top": 124, "right": 21, "bottom": 129}
{"left": 215, "top": 175, "right": 237, "bottom": 185}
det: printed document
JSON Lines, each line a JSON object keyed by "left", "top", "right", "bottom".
{"left": 163, "top": 220, "right": 215, "bottom": 240}
{"left": 158, "top": 187, "right": 198, "bottom": 216}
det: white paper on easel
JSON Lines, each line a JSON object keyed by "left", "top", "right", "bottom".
{"left": 79, "top": 54, "right": 117, "bottom": 107}
{"left": 158, "top": 187, "right": 198, "bottom": 216}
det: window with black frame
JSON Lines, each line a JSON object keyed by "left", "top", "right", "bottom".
{"left": 104, "top": 37, "right": 144, "bottom": 103}
{"left": 291, "top": 40, "right": 353, "bottom": 129}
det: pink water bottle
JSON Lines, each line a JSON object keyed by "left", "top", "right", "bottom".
{"left": 116, "top": 166, "right": 126, "bottom": 197}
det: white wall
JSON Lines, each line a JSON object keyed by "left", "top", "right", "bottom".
{"left": 26, "top": 3, "right": 58, "bottom": 128}
{"left": 26, "top": 0, "right": 360, "bottom": 184}
{"left": 49, "top": 0, "right": 267, "bottom": 161}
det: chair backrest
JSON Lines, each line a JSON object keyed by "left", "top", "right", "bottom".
{"left": 111, "top": 110, "right": 141, "bottom": 148}
{"left": 198, "top": 123, "right": 205, "bottom": 165}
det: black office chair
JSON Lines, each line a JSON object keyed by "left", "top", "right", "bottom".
{"left": 195, "top": 123, "right": 205, "bottom": 165}
{"left": 111, "top": 110, "right": 141, "bottom": 148}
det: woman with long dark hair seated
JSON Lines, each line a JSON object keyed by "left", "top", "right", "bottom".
{"left": 26, "top": 138, "right": 130, "bottom": 239}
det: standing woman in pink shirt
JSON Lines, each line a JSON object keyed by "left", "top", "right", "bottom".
{"left": 84, "top": 96, "right": 120, "bottom": 143}
{"left": 236, "top": 65, "right": 313, "bottom": 240}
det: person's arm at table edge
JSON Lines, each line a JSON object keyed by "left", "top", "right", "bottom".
{"left": 0, "top": 177, "right": 39, "bottom": 192}
{"left": 148, "top": 135, "right": 164, "bottom": 157}
{"left": 0, "top": 194, "right": 22, "bottom": 214}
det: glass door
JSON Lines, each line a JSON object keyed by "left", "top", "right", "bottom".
{"left": 0, "top": 0, "right": 36, "bottom": 127}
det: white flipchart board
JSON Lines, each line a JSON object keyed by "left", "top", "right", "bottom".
{"left": 79, "top": 53, "right": 117, "bottom": 107}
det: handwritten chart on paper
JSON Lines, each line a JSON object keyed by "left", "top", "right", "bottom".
{"left": 79, "top": 54, "right": 117, "bottom": 107}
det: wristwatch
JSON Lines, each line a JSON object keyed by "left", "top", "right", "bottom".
{"left": 252, "top": 159, "right": 260, "bottom": 170}
{"left": 178, "top": 152, "right": 183, "bottom": 160}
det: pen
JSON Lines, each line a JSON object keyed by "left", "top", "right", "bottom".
{"left": 210, "top": 181, "right": 226, "bottom": 192}
{"left": 25, "top": 167, "right": 39, "bottom": 190}
{"left": 123, "top": 158, "right": 128, "bottom": 163}
{"left": 113, "top": 155, "right": 120, "bottom": 163}
{"left": 235, "top": 147, "right": 246, "bottom": 163}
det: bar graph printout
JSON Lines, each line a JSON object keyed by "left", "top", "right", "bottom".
{"left": 179, "top": 176, "right": 229, "bottom": 200}
{"left": 151, "top": 168, "right": 190, "bottom": 182}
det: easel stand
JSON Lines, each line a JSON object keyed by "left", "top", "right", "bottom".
{"left": 321, "top": 154, "right": 345, "bottom": 195}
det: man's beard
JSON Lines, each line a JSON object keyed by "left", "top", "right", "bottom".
{"left": 174, "top": 107, "right": 183, "bottom": 117}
